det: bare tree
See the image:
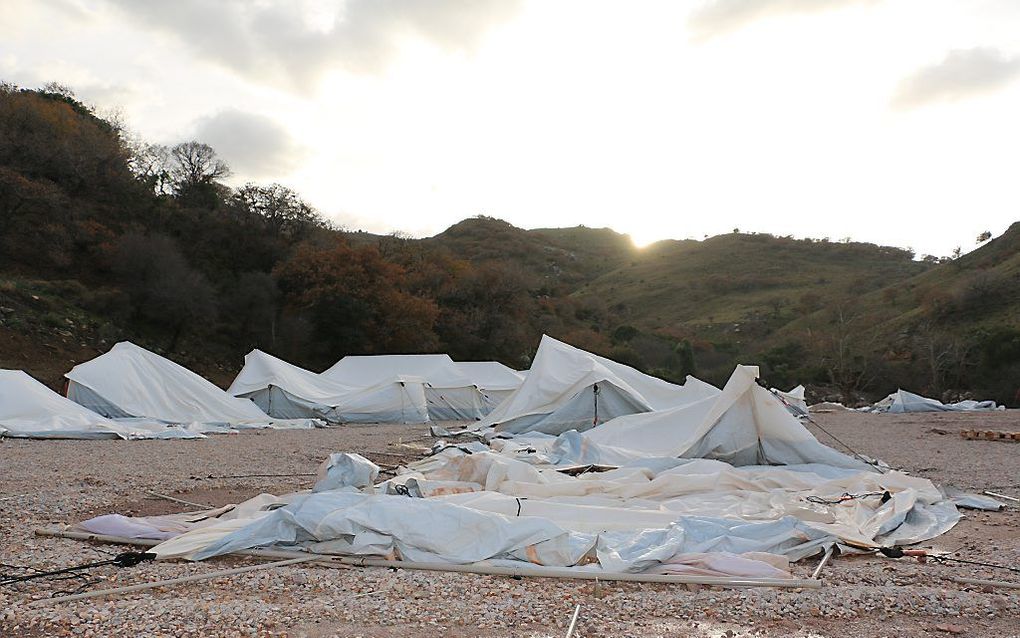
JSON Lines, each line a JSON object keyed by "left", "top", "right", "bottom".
{"left": 169, "top": 142, "right": 230, "bottom": 190}
{"left": 913, "top": 322, "right": 974, "bottom": 396}
{"left": 128, "top": 142, "right": 174, "bottom": 196}
{"left": 819, "top": 302, "right": 880, "bottom": 403}
{"left": 231, "top": 183, "right": 323, "bottom": 237}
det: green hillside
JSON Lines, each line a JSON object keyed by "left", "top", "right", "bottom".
{"left": 576, "top": 233, "right": 928, "bottom": 331}
{"left": 763, "top": 223, "right": 1020, "bottom": 402}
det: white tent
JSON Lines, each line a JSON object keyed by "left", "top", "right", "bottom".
{"left": 0, "top": 370, "right": 202, "bottom": 440}
{"left": 66, "top": 342, "right": 317, "bottom": 431}
{"left": 886, "top": 389, "right": 1002, "bottom": 413}
{"left": 476, "top": 335, "right": 721, "bottom": 435}
{"left": 228, "top": 350, "right": 429, "bottom": 424}
{"left": 453, "top": 361, "right": 525, "bottom": 412}
{"left": 323, "top": 354, "right": 485, "bottom": 421}
{"left": 772, "top": 385, "right": 808, "bottom": 416}
{"left": 577, "top": 365, "right": 868, "bottom": 469}
{"left": 859, "top": 389, "right": 1003, "bottom": 414}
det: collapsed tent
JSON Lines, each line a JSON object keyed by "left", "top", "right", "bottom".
{"left": 228, "top": 350, "right": 429, "bottom": 424}
{"left": 860, "top": 389, "right": 1003, "bottom": 414}
{"left": 66, "top": 342, "right": 318, "bottom": 431}
{"left": 887, "top": 390, "right": 1003, "bottom": 413}
{"left": 453, "top": 361, "right": 525, "bottom": 411}
{"left": 476, "top": 335, "right": 721, "bottom": 435}
{"left": 76, "top": 364, "right": 982, "bottom": 578}
{"left": 0, "top": 370, "right": 202, "bottom": 440}
{"left": 323, "top": 354, "right": 485, "bottom": 421}
{"left": 566, "top": 365, "right": 868, "bottom": 469}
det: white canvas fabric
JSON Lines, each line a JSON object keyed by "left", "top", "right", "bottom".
{"left": 476, "top": 335, "right": 721, "bottom": 435}
{"left": 76, "top": 363, "right": 965, "bottom": 577}
{"left": 228, "top": 350, "right": 429, "bottom": 424}
{"left": 581, "top": 366, "right": 867, "bottom": 469}
{"left": 66, "top": 342, "right": 316, "bottom": 430}
{"left": 454, "top": 361, "right": 525, "bottom": 411}
{"left": 858, "top": 389, "right": 1003, "bottom": 413}
{"left": 773, "top": 385, "right": 808, "bottom": 416}
{"left": 323, "top": 354, "right": 485, "bottom": 421}
{"left": 97, "top": 447, "right": 956, "bottom": 571}
{"left": 0, "top": 370, "right": 203, "bottom": 440}
{"left": 0, "top": 369, "right": 132, "bottom": 439}
{"left": 886, "top": 389, "right": 1002, "bottom": 413}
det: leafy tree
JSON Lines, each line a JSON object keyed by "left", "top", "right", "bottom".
{"left": 274, "top": 239, "right": 439, "bottom": 364}
{"left": 111, "top": 232, "right": 217, "bottom": 352}
{"left": 434, "top": 261, "right": 536, "bottom": 363}
{"left": 611, "top": 324, "right": 639, "bottom": 344}
{"left": 221, "top": 271, "right": 280, "bottom": 350}
{"left": 673, "top": 339, "right": 697, "bottom": 377}
{"left": 231, "top": 183, "right": 324, "bottom": 239}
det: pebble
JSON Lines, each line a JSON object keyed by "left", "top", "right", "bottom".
{"left": 2, "top": 418, "right": 1020, "bottom": 636}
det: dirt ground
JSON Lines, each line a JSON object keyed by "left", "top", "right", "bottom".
{"left": 1, "top": 412, "right": 1019, "bottom": 638}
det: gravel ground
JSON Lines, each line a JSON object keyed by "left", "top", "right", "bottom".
{"left": 1, "top": 413, "right": 1019, "bottom": 637}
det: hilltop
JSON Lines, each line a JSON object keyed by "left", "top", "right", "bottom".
{"left": 424, "top": 217, "right": 636, "bottom": 294}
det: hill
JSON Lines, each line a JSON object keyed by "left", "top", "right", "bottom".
{"left": 1, "top": 82, "right": 1017, "bottom": 405}
{"left": 576, "top": 233, "right": 928, "bottom": 330}
{"left": 764, "top": 222, "right": 1020, "bottom": 402}
{"left": 423, "top": 217, "right": 636, "bottom": 294}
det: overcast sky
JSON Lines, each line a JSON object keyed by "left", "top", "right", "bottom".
{"left": 4, "top": 0, "right": 1019, "bottom": 255}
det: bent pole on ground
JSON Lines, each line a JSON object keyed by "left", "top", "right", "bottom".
{"left": 35, "top": 527, "right": 822, "bottom": 589}
{"left": 811, "top": 546, "right": 834, "bottom": 580}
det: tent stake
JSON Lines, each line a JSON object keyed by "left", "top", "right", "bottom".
{"left": 31, "top": 556, "right": 317, "bottom": 607}
{"left": 34, "top": 528, "right": 821, "bottom": 589}
{"left": 811, "top": 546, "right": 834, "bottom": 579}
{"left": 983, "top": 490, "right": 1020, "bottom": 503}
{"left": 565, "top": 604, "right": 581, "bottom": 638}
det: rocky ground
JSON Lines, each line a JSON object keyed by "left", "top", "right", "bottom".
{"left": 1, "top": 412, "right": 1019, "bottom": 637}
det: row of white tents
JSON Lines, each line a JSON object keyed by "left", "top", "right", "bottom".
{"left": 1, "top": 335, "right": 1006, "bottom": 441}
{"left": 0, "top": 342, "right": 526, "bottom": 440}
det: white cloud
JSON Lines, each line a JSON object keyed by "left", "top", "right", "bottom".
{"left": 101, "top": 0, "right": 523, "bottom": 89}
{"left": 192, "top": 109, "right": 304, "bottom": 178}
{"left": 688, "top": 0, "right": 875, "bottom": 39}
{"left": 892, "top": 47, "right": 1020, "bottom": 108}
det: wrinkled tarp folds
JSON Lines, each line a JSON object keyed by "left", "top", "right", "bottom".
{"left": 89, "top": 447, "right": 961, "bottom": 575}
{"left": 66, "top": 342, "right": 320, "bottom": 431}
{"left": 454, "top": 361, "right": 525, "bottom": 411}
{"left": 323, "top": 354, "right": 485, "bottom": 421}
{"left": 886, "top": 390, "right": 1003, "bottom": 413}
{"left": 858, "top": 389, "right": 1003, "bottom": 413}
{"left": 579, "top": 365, "right": 870, "bottom": 469}
{"left": 68, "top": 350, "right": 978, "bottom": 580}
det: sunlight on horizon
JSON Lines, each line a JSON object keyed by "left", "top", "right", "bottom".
{"left": 3, "top": 0, "right": 1019, "bottom": 255}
